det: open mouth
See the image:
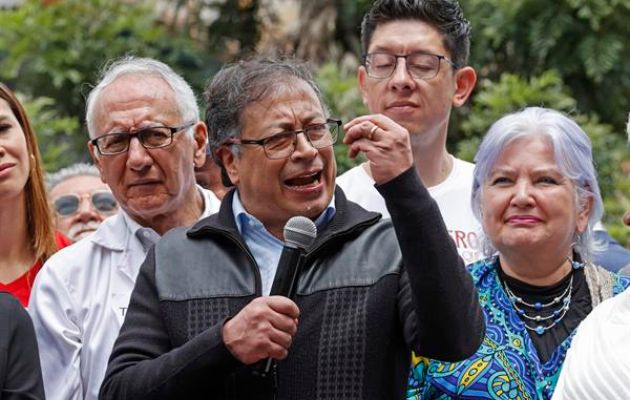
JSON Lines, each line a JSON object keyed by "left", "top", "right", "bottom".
{"left": 284, "top": 171, "right": 322, "bottom": 189}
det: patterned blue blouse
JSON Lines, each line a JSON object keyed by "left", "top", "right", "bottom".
{"left": 407, "top": 257, "right": 630, "bottom": 400}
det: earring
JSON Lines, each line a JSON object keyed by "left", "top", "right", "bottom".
{"left": 567, "top": 255, "right": 584, "bottom": 270}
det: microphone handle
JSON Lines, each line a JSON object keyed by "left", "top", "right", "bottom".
{"left": 258, "top": 248, "right": 306, "bottom": 377}
{"left": 268, "top": 245, "right": 302, "bottom": 297}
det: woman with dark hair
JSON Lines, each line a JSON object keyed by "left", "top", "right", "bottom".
{"left": 0, "top": 83, "right": 70, "bottom": 306}
{"left": 0, "top": 291, "right": 45, "bottom": 399}
{"left": 408, "top": 107, "right": 630, "bottom": 399}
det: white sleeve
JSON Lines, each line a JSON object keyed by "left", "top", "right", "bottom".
{"left": 29, "top": 260, "right": 84, "bottom": 400}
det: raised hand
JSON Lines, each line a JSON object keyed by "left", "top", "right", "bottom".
{"left": 343, "top": 114, "right": 413, "bottom": 184}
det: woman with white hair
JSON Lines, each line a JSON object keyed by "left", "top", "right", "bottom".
{"left": 408, "top": 107, "right": 630, "bottom": 399}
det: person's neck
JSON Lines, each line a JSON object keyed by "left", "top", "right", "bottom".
{"left": 132, "top": 185, "right": 205, "bottom": 236}
{"left": 0, "top": 193, "right": 36, "bottom": 283}
{"left": 498, "top": 252, "right": 572, "bottom": 287}
{"left": 409, "top": 134, "right": 453, "bottom": 188}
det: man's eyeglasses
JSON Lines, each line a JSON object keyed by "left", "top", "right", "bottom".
{"left": 53, "top": 191, "right": 118, "bottom": 217}
{"left": 363, "top": 52, "right": 457, "bottom": 81}
{"left": 226, "top": 119, "right": 341, "bottom": 160}
{"left": 90, "top": 122, "right": 195, "bottom": 155}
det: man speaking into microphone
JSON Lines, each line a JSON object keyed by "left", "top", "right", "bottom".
{"left": 100, "top": 57, "right": 484, "bottom": 400}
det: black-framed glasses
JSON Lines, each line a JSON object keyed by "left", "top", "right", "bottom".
{"left": 53, "top": 191, "right": 118, "bottom": 216}
{"left": 363, "top": 52, "right": 457, "bottom": 80}
{"left": 227, "top": 119, "right": 341, "bottom": 160}
{"left": 90, "top": 122, "right": 195, "bottom": 155}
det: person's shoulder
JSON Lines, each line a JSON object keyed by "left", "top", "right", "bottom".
{"left": 40, "top": 221, "right": 117, "bottom": 280}
{"left": 580, "top": 287, "right": 630, "bottom": 330}
{"left": 199, "top": 186, "right": 222, "bottom": 215}
{"left": 161, "top": 225, "right": 191, "bottom": 243}
{"left": 467, "top": 257, "right": 496, "bottom": 284}
{"left": 0, "top": 292, "right": 28, "bottom": 326}
{"left": 0, "top": 291, "right": 21, "bottom": 310}
{"left": 452, "top": 157, "right": 475, "bottom": 176}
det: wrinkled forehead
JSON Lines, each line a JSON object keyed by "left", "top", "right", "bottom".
{"left": 241, "top": 78, "right": 326, "bottom": 124}
{"left": 92, "top": 75, "right": 180, "bottom": 131}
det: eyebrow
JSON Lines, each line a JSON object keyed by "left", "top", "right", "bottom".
{"left": 490, "top": 166, "right": 563, "bottom": 175}
{"left": 368, "top": 45, "right": 434, "bottom": 54}
{"left": 264, "top": 114, "right": 325, "bottom": 131}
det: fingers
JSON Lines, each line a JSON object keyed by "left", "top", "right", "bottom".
{"left": 343, "top": 114, "right": 389, "bottom": 145}
{"left": 222, "top": 296, "right": 300, "bottom": 365}
{"left": 342, "top": 114, "right": 414, "bottom": 184}
{"left": 267, "top": 295, "right": 300, "bottom": 320}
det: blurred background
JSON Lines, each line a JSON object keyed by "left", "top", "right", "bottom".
{"left": 1, "top": 0, "right": 629, "bottom": 242}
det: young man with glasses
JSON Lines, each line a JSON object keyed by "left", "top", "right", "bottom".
{"left": 46, "top": 163, "right": 118, "bottom": 242}
{"left": 29, "top": 56, "right": 221, "bottom": 400}
{"left": 337, "top": 0, "right": 482, "bottom": 265}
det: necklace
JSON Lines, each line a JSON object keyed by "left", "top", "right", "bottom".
{"left": 502, "top": 259, "right": 584, "bottom": 335}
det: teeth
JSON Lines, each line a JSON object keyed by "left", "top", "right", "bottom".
{"left": 287, "top": 173, "right": 319, "bottom": 188}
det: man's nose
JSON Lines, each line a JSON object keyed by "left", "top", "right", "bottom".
{"left": 69, "top": 195, "right": 101, "bottom": 223}
{"left": 388, "top": 58, "right": 416, "bottom": 91}
{"left": 290, "top": 133, "right": 318, "bottom": 160}
{"left": 126, "top": 136, "right": 153, "bottom": 171}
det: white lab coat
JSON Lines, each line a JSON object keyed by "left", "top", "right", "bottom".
{"left": 29, "top": 188, "right": 220, "bottom": 400}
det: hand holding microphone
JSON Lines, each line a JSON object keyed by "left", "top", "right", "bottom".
{"left": 222, "top": 216, "right": 317, "bottom": 369}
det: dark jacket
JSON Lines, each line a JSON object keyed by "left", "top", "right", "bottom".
{"left": 0, "top": 292, "right": 45, "bottom": 400}
{"left": 100, "top": 168, "right": 484, "bottom": 400}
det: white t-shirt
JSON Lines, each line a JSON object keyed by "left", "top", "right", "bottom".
{"left": 337, "top": 157, "right": 483, "bottom": 265}
{"left": 552, "top": 288, "right": 630, "bottom": 400}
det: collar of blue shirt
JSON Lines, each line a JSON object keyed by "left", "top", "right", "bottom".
{"left": 232, "top": 190, "right": 336, "bottom": 295}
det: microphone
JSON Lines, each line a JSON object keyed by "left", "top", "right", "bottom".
{"left": 259, "top": 216, "right": 317, "bottom": 377}
{"left": 269, "top": 216, "right": 317, "bottom": 298}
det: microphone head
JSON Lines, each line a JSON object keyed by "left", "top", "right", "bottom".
{"left": 284, "top": 216, "right": 317, "bottom": 250}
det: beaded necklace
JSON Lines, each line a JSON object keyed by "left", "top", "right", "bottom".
{"left": 502, "top": 259, "right": 584, "bottom": 335}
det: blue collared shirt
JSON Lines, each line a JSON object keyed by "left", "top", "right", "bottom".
{"left": 232, "top": 191, "right": 336, "bottom": 295}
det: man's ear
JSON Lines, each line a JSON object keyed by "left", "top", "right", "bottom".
{"left": 87, "top": 142, "right": 107, "bottom": 184}
{"left": 215, "top": 146, "right": 239, "bottom": 186}
{"left": 452, "top": 66, "right": 477, "bottom": 108}
{"left": 192, "top": 122, "right": 208, "bottom": 168}
{"left": 358, "top": 66, "right": 369, "bottom": 106}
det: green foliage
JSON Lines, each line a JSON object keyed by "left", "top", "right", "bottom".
{"left": 315, "top": 62, "right": 367, "bottom": 174}
{"left": 19, "top": 94, "right": 81, "bottom": 172}
{"left": 462, "top": 0, "right": 630, "bottom": 130}
{"left": 455, "top": 70, "right": 630, "bottom": 243}
{"left": 0, "top": 0, "right": 212, "bottom": 169}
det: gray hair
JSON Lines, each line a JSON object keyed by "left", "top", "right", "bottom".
{"left": 361, "top": 0, "right": 472, "bottom": 68}
{"left": 471, "top": 107, "right": 604, "bottom": 263}
{"left": 85, "top": 56, "right": 199, "bottom": 139}
{"left": 204, "top": 57, "right": 329, "bottom": 166}
{"left": 45, "top": 162, "right": 100, "bottom": 191}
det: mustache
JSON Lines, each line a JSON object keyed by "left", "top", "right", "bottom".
{"left": 67, "top": 220, "right": 102, "bottom": 241}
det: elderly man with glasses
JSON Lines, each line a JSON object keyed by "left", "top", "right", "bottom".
{"left": 98, "top": 57, "right": 483, "bottom": 400}
{"left": 29, "top": 56, "right": 221, "bottom": 400}
{"left": 46, "top": 163, "right": 118, "bottom": 242}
